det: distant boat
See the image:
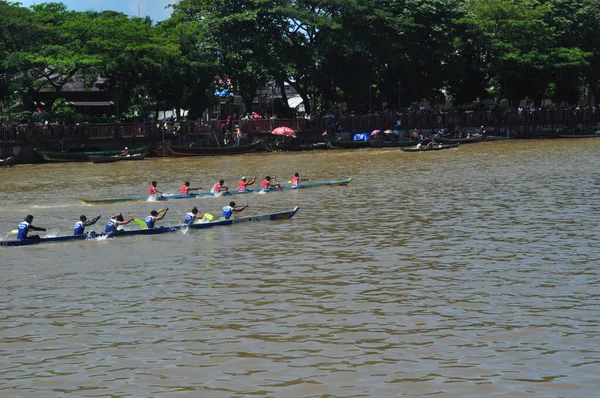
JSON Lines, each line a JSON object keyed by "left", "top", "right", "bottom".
{"left": 557, "top": 133, "right": 600, "bottom": 139}
{"left": 370, "top": 139, "right": 422, "bottom": 148}
{"left": 434, "top": 135, "right": 483, "bottom": 144}
{"left": 36, "top": 147, "right": 147, "bottom": 162}
{"left": 401, "top": 143, "right": 460, "bottom": 152}
{"left": 0, "top": 157, "right": 16, "bottom": 167}
{"left": 156, "top": 142, "right": 260, "bottom": 157}
{"left": 88, "top": 154, "right": 147, "bottom": 163}
{"left": 331, "top": 140, "right": 371, "bottom": 149}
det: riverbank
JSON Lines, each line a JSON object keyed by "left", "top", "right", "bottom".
{"left": 2, "top": 110, "right": 599, "bottom": 163}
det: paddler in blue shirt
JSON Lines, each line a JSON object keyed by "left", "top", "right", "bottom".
{"left": 221, "top": 201, "right": 248, "bottom": 219}
{"left": 184, "top": 207, "right": 204, "bottom": 224}
{"left": 145, "top": 208, "right": 168, "bottom": 229}
{"left": 105, "top": 214, "right": 134, "bottom": 233}
{"left": 74, "top": 214, "right": 101, "bottom": 235}
{"left": 17, "top": 215, "right": 46, "bottom": 240}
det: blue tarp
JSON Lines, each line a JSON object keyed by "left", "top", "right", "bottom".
{"left": 353, "top": 133, "right": 370, "bottom": 141}
{"left": 215, "top": 89, "right": 235, "bottom": 97}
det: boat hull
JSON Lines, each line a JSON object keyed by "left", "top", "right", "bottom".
{"left": 435, "top": 136, "right": 483, "bottom": 144}
{"left": 88, "top": 154, "right": 146, "bottom": 163}
{"left": 331, "top": 140, "right": 371, "bottom": 149}
{"left": 370, "top": 140, "right": 421, "bottom": 148}
{"left": 158, "top": 142, "right": 260, "bottom": 157}
{"left": 79, "top": 178, "right": 353, "bottom": 205}
{"left": 0, "top": 157, "right": 16, "bottom": 167}
{"left": 401, "top": 143, "right": 460, "bottom": 152}
{"left": 36, "top": 147, "right": 147, "bottom": 162}
{"left": 1, "top": 207, "right": 299, "bottom": 247}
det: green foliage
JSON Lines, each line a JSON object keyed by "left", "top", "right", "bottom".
{"left": 1, "top": 0, "right": 599, "bottom": 122}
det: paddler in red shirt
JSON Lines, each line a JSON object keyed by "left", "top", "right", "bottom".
{"left": 261, "top": 176, "right": 282, "bottom": 190}
{"left": 148, "top": 181, "right": 162, "bottom": 196}
{"left": 180, "top": 181, "right": 202, "bottom": 195}
{"left": 290, "top": 172, "right": 309, "bottom": 188}
{"left": 237, "top": 176, "right": 256, "bottom": 192}
{"left": 212, "top": 179, "right": 229, "bottom": 194}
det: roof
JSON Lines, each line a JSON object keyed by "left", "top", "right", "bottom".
{"left": 287, "top": 97, "right": 303, "bottom": 108}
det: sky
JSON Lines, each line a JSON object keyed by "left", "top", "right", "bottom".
{"left": 19, "top": 0, "right": 177, "bottom": 22}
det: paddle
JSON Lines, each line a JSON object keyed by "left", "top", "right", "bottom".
{"left": 132, "top": 219, "right": 147, "bottom": 229}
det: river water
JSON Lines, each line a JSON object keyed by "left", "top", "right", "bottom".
{"left": 1, "top": 139, "right": 599, "bottom": 397}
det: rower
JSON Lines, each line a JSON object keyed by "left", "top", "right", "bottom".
{"left": 180, "top": 181, "right": 202, "bottom": 195}
{"left": 261, "top": 176, "right": 282, "bottom": 191}
{"left": 145, "top": 208, "right": 168, "bottom": 229}
{"left": 119, "top": 147, "right": 131, "bottom": 157}
{"left": 221, "top": 201, "right": 248, "bottom": 219}
{"left": 17, "top": 215, "right": 46, "bottom": 240}
{"left": 237, "top": 176, "right": 256, "bottom": 192}
{"left": 212, "top": 179, "right": 228, "bottom": 194}
{"left": 290, "top": 172, "right": 309, "bottom": 188}
{"left": 184, "top": 207, "right": 204, "bottom": 224}
{"left": 148, "top": 181, "right": 162, "bottom": 196}
{"left": 105, "top": 214, "right": 134, "bottom": 233}
{"left": 74, "top": 214, "right": 101, "bottom": 235}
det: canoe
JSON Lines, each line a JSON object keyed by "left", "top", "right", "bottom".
{"left": 88, "top": 154, "right": 146, "bottom": 163}
{"left": 263, "top": 142, "right": 331, "bottom": 152}
{"left": 401, "top": 143, "right": 460, "bottom": 152}
{"left": 435, "top": 136, "right": 483, "bottom": 144}
{"left": 557, "top": 133, "right": 600, "bottom": 139}
{"left": 157, "top": 142, "right": 260, "bottom": 157}
{"left": 0, "top": 207, "right": 299, "bottom": 247}
{"left": 79, "top": 178, "right": 353, "bottom": 205}
{"left": 36, "top": 147, "right": 147, "bottom": 162}
{"left": 331, "top": 140, "right": 371, "bottom": 149}
{"left": 369, "top": 140, "right": 422, "bottom": 148}
{"left": 484, "top": 135, "right": 511, "bottom": 141}
{"left": 0, "top": 157, "right": 16, "bottom": 167}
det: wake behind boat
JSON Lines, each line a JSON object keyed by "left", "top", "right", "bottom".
{"left": 79, "top": 178, "right": 353, "bottom": 205}
{"left": 1, "top": 207, "right": 299, "bottom": 247}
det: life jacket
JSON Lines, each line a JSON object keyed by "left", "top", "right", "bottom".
{"left": 74, "top": 221, "right": 85, "bottom": 235}
{"left": 17, "top": 221, "right": 30, "bottom": 240}
{"left": 184, "top": 212, "right": 195, "bottom": 224}
{"left": 261, "top": 179, "right": 269, "bottom": 189}
{"left": 145, "top": 215, "right": 155, "bottom": 229}
{"left": 238, "top": 181, "right": 246, "bottom": 192}
{"left": 105, "top": 218, "right": 118, "bottom": 233}
{"left": 291, "top": 176, "right": 299, "bottom": 188}
{"left": 221, "top": 206, "right": 233, "bottom": 219}
{"left": 148, "top": 186, "right": 157, "bottom": 196}
{"left": 180, "top": 185, "right": 188, "bottom": 195}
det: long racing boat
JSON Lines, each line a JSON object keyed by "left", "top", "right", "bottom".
{"left": 1, "top": 207, "right": 299, "bottom": 247}
{"left": 79, "top": 178, "right": 353, "bottom": 205}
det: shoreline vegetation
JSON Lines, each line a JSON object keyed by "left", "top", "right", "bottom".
{"left": 0, "top": 0, "right": 599, "bottom": 128}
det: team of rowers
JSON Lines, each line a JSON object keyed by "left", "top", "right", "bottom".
{"left": 14, "top": 173, "right": 309, "bottom": 241}
{"left": 148, "top": 173, "right": 308, "bottom": 197}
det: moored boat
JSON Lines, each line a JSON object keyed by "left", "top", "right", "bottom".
{"left": 557, "top": 133, "right": 600, "bottom": 139}
{"left": 79, "top": 178, "right": 353, "bottom": 205}
{"left": 0, "top": 157, "right": 16, "bottom": 167}
{"left": 434, "top": 135, "right": 483, "bottom": 144}
{"left": 401, "top": 143, "right": 460, "bottom": 152}
{"left": 1, "top": 207, "right": 299, "bottom": 247}
{"left": 88, "top": 154, "right": 146, "bottom": 163}
{"left": 331, "top": 140, "right": 371, "bottom": 149}
{"left": 369, "top": 139, "right": 422, "bottom": 148}
{"left": 36, "top": 147, "right": 147, "bottom": 162}
{"left": 157, "top": 142, "right": 260, "bottom": 157}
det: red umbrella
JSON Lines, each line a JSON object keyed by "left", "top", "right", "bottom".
{"left": 271, "top": 126, "right": 296, "bottom": 138}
